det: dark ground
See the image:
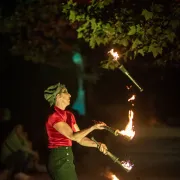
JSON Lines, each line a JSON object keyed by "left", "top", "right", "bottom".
{"left": 75, "top": 126, "right": 180, "bottom": 180}
{"left": 0, "top": 124, "right": 180, "bottom": 180}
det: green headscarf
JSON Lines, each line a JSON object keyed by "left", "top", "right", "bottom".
{"left": 44, "top": 82, "right": 66, "bottom": 106}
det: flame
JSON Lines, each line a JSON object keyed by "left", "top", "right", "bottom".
{"left": 121, "top": 160, "right": 134, "bottom": 172}
{"left": 119, "top": 110, "right": 135, "bottom": 140}
{"left": 111, "top": 174, "right": 119, "bottom": 180}
{"left": 103, "top": 170, "right": 119, "bottom": 180}
{"left": 128, "top": 94, "right": 135, "bottom": 101}
{"left": 108, "top": 49, "right": 119, "bottom": 61}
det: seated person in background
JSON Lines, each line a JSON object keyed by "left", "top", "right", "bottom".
{"left": 0, "top": 124, "right": 42, "bottom": 179}
{"left": 23, "top": 132, "right": 47, "bottom": 173}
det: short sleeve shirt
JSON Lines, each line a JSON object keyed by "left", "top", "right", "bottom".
{"left": 46, "top": 106, "right": 77, "bottom": 148}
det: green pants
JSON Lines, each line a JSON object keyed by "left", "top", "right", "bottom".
{"left": 47, "top": 146, "right": 78, "bottom": 180}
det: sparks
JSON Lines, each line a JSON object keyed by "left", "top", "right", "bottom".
{"left": 119, "top": 110, "right": 135, "bottom": 140}
{"left": 128, "top": 95, "right": 136, "bottom": 102}
{"left": 126, "top": 85, "right": 132, "bottom": 90}
{"left": 108, "top": 49, "right": 119, "bottom": 61}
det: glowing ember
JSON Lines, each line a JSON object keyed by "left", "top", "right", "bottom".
{"left": 126, "top": 85, "right": 132, "bottom": 90}
{"left": 128, "top": 94, "right": 136, "bottom": 101}
{"left": 119, "top": 110, "right": 135, "bottom": 140}
{"left": 111, "top": 174, "right": 119, "bottom": 180}
{"left": 108, "top": 49, "right": 119, "bottom": 61}
{"left": 103, "top": 170, "right": 119, "bottom": 180}
{"left": 121, "top": 160, "right": 134, "bottom": 172}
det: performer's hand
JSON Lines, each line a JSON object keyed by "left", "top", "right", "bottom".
{"left": 93, "top": 120, "right": 107, "bottom": 130}
{"left": 98, "top": 143, "right": 108, "bottom": 155}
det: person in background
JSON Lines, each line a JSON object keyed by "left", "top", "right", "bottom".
{"left": 44, "top": 82, "right": 108, "bottom": 180}
{"left": 0, "top": 124, "right": 39, "bottom": 179}
{"left": 22, "top": 132, "right": 47, "bottom": 173}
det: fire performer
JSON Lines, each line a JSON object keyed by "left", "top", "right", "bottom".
{"left": 44, "top": 82, "right": 108, "bottom": 180}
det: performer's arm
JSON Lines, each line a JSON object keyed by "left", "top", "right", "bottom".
{"left": 73, "top": 124, "right": 97, "bottom": 147}
{"left": 73, "top": 124, "right": 108, "bottom": 155}
{"left": 53, "top": 121, "right": 105, "bottom": 143}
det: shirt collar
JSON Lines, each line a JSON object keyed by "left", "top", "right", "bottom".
{"left": 54, "top": 106, "right": 66, "bottom": 117}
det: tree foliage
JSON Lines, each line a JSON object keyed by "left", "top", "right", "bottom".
{"left": 0, "top": 0, "right": 180, "bottom": 68}
{"left": 0, "top": 0, "right": 78, "bottom": 65}
{"left": 62, "top": 0, "right": 180, "bottom": 67}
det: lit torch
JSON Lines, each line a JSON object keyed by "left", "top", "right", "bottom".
{"left": 103, "top": 110, "right": 135, "bottom": 140}
{"left": 91, "top": 137, "right": 134, "bottom": 172}
{"left": 116, "top": 94, "right": 136, "bottom": 140}
{"left": 108, "top": 49, "right": 143, "bottom": 92}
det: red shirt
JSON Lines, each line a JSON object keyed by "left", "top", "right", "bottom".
{"left": 46, "top": 106, "right": 77, "bottom": 148}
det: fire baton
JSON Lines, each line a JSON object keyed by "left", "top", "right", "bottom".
{"left": 103, "top": 126, "right": 135, "bottom": 141}
{"left": 108, "top": 49, "right": 143, "bottom": 92}
{"left": 91, "top": 137, "right": 133, "bottom": 172}
{"left": 119, "top": 65, "right": 143, "bottom": 92}
{"left": 93, "top": 119, "right": 135, "bottom": 140}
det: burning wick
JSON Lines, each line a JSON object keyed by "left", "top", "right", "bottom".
{"left": 91, "top": 137, "right": 133, "bottom": 172}
{"left": 103, "top": 109, "right": 135, "bottom": 140}
{"left": 108, "top": 49, "right": 119, "bottom": 61}
{"left": 118, "top": 94, "right": 136, "bottom": 140}
{"left": 121, "top": 160, "right": 134, "bottom": 172}
{"left": 119, "top": 110, "right": 135, "bottom": 140}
